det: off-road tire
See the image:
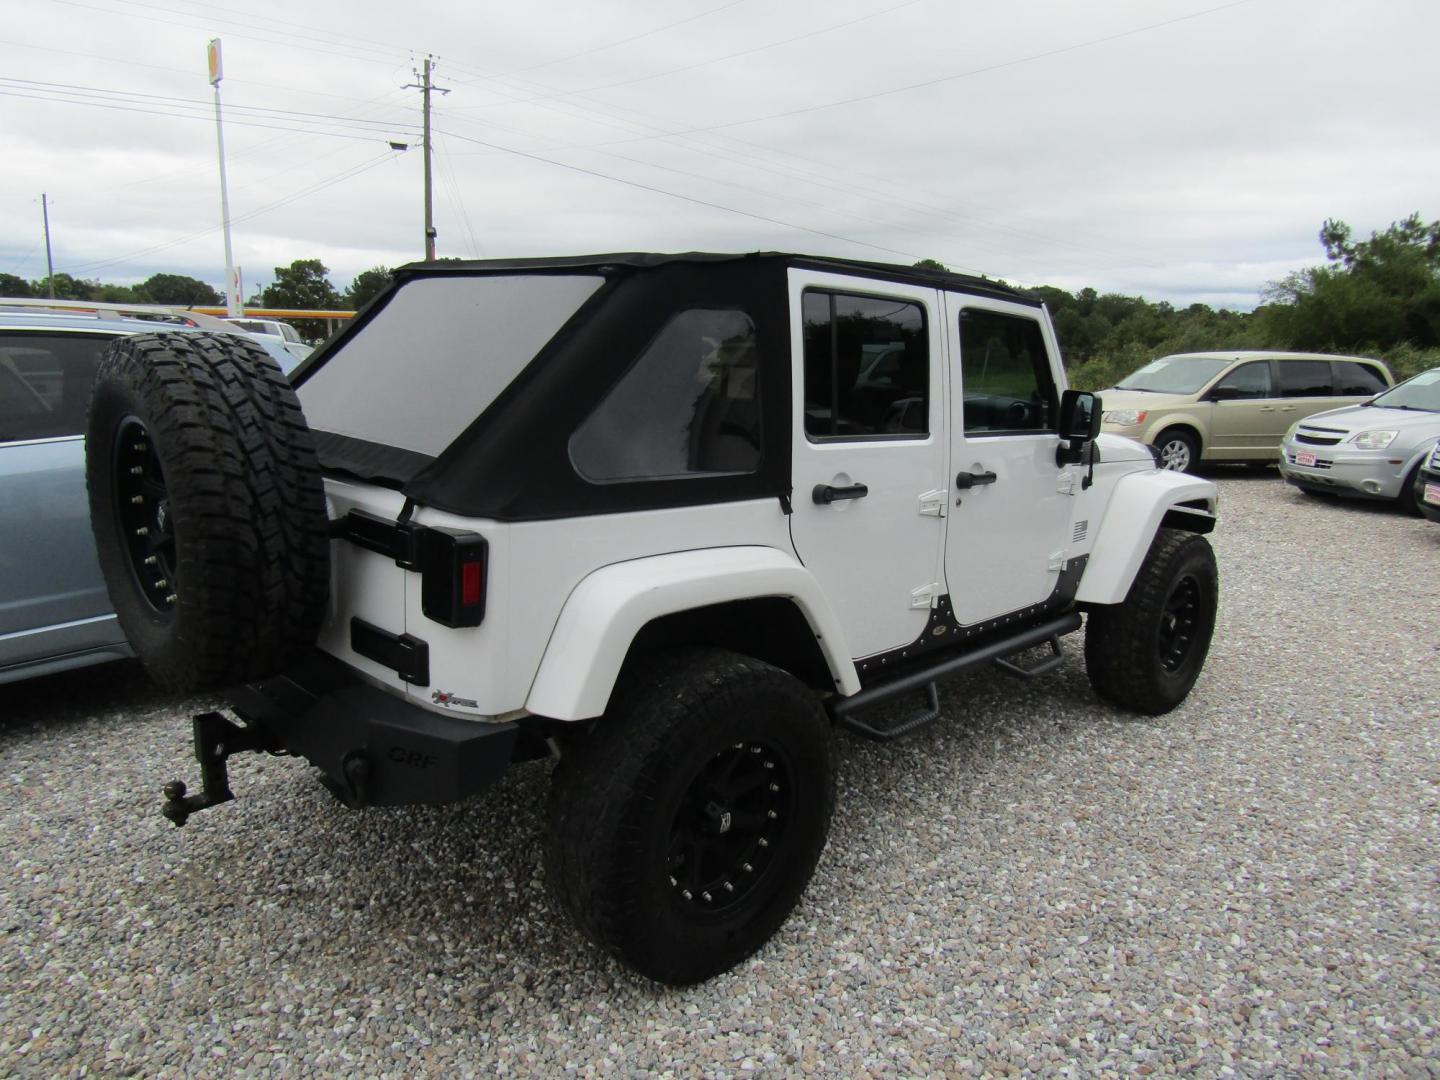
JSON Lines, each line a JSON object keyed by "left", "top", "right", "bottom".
{"left": 546, "top": 649, "right": 836, "bottom": 985}
{"left": 86, "top": 332, "right": 329, "bottom": 692}
{"left": 1084, "top": 528, "right": 1217, "bottom": 715}
{"left": 1153, "top": 427, "right": 1200, "bottom": 473}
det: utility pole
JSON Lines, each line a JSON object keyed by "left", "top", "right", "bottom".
{"left": 208, "top": 39, "right": 241, "bottom": 315}
{"left": 41, "top": 193, "right": 55, "bottom": 297}
{"left": 405, "top": 56, "right": 449, "bottom": 261}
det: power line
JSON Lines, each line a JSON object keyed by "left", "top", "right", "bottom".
{"left": 435, "top": 126, "right": 941, "bottom": 267}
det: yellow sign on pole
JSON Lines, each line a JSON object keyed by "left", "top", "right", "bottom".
{"left": 207, "top": 38, "right": 223, "bottom": 86}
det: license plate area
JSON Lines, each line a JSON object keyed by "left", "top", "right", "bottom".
{"left": 1425, "top": 481, "right": 1440, "bottom": 507}
{"left": 1295, "top": 451, "right": 1317, "bottom": 467}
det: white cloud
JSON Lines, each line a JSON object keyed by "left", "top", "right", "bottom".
{"left": 2, "top": 0, "right": 1435, "bottom": 309}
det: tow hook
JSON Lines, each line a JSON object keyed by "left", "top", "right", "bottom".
{"left": 161, "top": 712, "right": 268, "bottom": 826}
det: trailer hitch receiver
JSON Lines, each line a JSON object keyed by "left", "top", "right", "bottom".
{"left": 161, "top": 711, "right": 268, "bottom": 826}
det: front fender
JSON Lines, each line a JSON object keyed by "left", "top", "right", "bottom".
{"left": 1075, "top": 470, "right": 1218, "bottom": 605}
{"left": 525, "top": 546, "right": 858, "bottom": 721}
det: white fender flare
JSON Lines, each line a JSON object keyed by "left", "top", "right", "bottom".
{"left": 524, "top": 546, "right": 859, "bottom": 721}
{"left": 1074, "top": 470, "right": 1219, "bottom": 606}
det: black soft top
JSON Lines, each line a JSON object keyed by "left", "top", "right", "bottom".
{"left": 392, "top": 251, "right": 1039, "bottom": 308}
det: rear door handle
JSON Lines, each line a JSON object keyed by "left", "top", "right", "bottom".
{"left": 812, "top": 482, "right": 869, "bottom": 504}
{"left": 954, "top": 469, "right": 997, "bottom": 489}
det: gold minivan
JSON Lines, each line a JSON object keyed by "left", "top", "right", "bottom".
{"left": 1099, "top": 351, "right": 1393, "bottom": 471}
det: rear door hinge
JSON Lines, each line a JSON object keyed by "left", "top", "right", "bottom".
{"left": 918, "top": 489, "right": 947, "bottom": 517}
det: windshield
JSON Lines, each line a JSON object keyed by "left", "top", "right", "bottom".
{"left": 1115, "top": 355, "right": 1233, "bottom": 394}
{"left": 1371, "top": 368, "right": 1440, "bottom": 412}
{"left": 297, "top": 273, "right": 603, "bottom": 457}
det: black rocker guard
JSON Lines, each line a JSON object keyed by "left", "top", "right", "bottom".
{"left": 162, "top": 650, "right": 518, "bottom": 825}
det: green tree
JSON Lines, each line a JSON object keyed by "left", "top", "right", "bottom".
{"left": 254, "top": 259, "right": 343, "bottom": 342}
{"left": 911, "top": 258, "right": 949, "bottom": 273}
{"left": 1264, "top": 213, "right": 1440, "bottom": 352}
{"left": 137, "top": 273, "right": 221, "bottom": 305}
{"left": 345, "top": 266, "right": 392, "bottom": 310}
{"left": 0, "top": 272, "right": 33, "bottom": 297}
{"left": 42, "top": 273, "right": 100, "bottom": 300}
{"left": 257, "top": 259, "right": 343, "bottom": 310}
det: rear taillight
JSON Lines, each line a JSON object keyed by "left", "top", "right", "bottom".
{"left": 419, "top": 527, "right": 487, "bottom": 628}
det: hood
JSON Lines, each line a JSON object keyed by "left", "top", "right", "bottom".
{"left": 1097, "top": 388, "right": 1194, "bottom": 413}
{"left": 1295, "top": 402, "right": 1440, "bottom": 436}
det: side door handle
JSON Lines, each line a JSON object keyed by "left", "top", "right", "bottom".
{"left": 812, "top": 482, "right": 869, "bottom": 504}
{"left": 954, "top": 469, "right": 997, "bottom": 489}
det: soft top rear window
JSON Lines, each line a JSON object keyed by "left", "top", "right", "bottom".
{"left": 297, "top": 274, "right": 603, "bottom": 457}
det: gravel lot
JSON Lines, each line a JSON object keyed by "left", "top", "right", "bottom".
{"left": 3, "top": 473, "right": 1437, "bottom": 1077}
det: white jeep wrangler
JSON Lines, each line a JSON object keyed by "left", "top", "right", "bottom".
{"left": 85, "top": 253, "right": 1219, "bottom": 985}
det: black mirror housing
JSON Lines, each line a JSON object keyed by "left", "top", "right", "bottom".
{"left": 1059, "top": 389, "right": 1102, "bottom": 441}
{"left": 1056, "top": 390, "right": 1101, "bottom": 467}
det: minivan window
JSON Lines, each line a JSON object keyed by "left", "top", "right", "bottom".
{"left": 1212, "top": 360, "right": 1272, "bottom": 399}
{"left": 1116, "top": 355, "right": 1231, "bottom": 394}
{"left": 1334, "top": 361, "right": 1387, "bottom": 396}
{"left": 1278, "top": 360, "right": 1332, "bottom": 398}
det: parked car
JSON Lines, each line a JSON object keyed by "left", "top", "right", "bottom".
{"left": 223, "top": 317, "right": 314, "bottom": 364}
{"left": 1278, "top": 367, "right": 1440, "bottom": 512}
{"left": 1413, "top": 439, "right": 1440, "bottom": 523}
{"left": 1100, "top": 351, "right": 1393, "bottom": 471}
{"left": 0, "top": 308, "right": 297, "bottom": 685}
{"left": 83, "top": 252, "right": 1220, "bottom": 984}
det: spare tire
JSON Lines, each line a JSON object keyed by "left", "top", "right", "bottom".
{"left": 86, "top": 332, "right": 330, "bottom": 692}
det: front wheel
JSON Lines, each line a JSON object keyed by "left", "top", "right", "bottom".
{"left": 545, "top": 649, "right": 836, "bottom": 985}
{"left": 1153, "top": 427, "right": 1200, "bottom": 473}
{"left": 1084, "top": 529, "right": 1218, "bottom": 715}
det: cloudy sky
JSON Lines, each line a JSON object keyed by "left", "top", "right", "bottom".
{"left": 3, "top": 0, "right": 1436, "bottom": 309}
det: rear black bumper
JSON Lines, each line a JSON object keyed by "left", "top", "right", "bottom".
{"left": 229, "top": 650, "right": 519, "bottom": 809}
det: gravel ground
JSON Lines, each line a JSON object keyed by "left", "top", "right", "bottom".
{"left": 3, "top": 473, "right": 1437, "bottom": 1078}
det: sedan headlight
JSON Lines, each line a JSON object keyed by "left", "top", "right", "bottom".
{"left": 1349, "top": 429, "right": 1398, "bottom": 450}
{"left": 1103, "top": 409, "right": 1147, "bottom": 427}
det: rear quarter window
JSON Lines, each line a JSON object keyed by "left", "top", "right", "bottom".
{"left": 0, "top": 333, "right": 111, "bottom": 442}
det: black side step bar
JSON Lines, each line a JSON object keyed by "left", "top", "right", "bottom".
{"left": 830, "top": 612, "right": 1082, "bottom": 742}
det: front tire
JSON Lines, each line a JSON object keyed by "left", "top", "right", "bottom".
{"left": 1084, "top": 528, "right": 1218, "bottom": 715}
{"left": 86, "top": 332, "right": 330, "bottom": 692}
{"left": 1153, "top": 427, "right": 1200, "bottom": 473}
{"left": 545, "top": 649, "right": 836, "bottom": 985}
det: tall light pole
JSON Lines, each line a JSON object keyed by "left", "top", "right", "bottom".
{"left": 41, "top": 193, "right": 55, "bottom": 297}
{"left": 208, "top": 39, "right": 241, "bottom": 315}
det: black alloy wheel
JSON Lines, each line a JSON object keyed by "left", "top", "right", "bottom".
{"left": 112, "top": 416, "right": 179, "bottom": 614}
{"left": 1156, "top": 573, "right": 1202, "bottom": 673}
{"left": 666, "top": 739, "right": 790, "bottom": 914}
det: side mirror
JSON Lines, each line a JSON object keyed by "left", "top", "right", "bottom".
{"left": 1057, "top": 389, "right": 1101, "bottom": 466}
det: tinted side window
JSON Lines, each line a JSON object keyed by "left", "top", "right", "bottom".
{"left": 1212, "top": 360, "right": 1273, "bottom": 399}
{"left": 1278, "top": 360, "right": 1332, "bottom": 397}
{"left": 1333, "top": 361, "right": 1387, "bottom": 396}
{"left": 958, "top": 309, "right": 1055, "bottom": 433}
{"left": 0, "top": 333, "right": 110, "bottom": 443}
{"left": 570, "top": 308, "right": 760, "bottom": 482}
{"left": 803, "top": 291, "right": 928, "bottom": 439}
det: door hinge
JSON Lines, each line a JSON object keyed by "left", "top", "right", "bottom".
{"left": 910, "top": 581, "right": 942, "bottom": 609}
{"left": 1047, "top": 550, "right": 1066, "bottom": 572}
{"left": 1056, "top": 470, "right": 1078, "bottom": 495}
{"left": 918, "top": 489, "right": 947, "bottom": 517}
